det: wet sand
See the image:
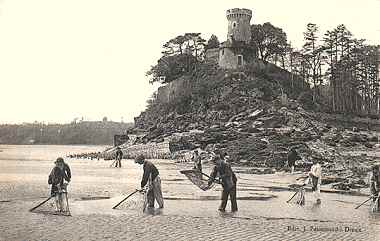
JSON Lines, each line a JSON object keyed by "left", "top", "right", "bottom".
{"left": 0, "top": 145, "right": 379, "bottom": 240}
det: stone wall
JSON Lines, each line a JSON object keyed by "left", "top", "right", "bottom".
{"left": 205, "top": 48, "right": 219, "bottom": 63}
{"left": 123, "top": 141, "right": 171, "bottom": 159}
{"left": 156, "top": 76, "right": 192, "bottom": 104}
{"left": 219, "top": 45, "right": 255, "bottom": 69}
{"left": 104, "top": 140, "right": 171, "bottom": 159}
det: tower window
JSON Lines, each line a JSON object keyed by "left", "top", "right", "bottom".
{"left": 237, "top": 55, "right": 243, "bottom": 66}
{"left": 232, "top": 22, "right": 237, "bottom": 28}
{"left": 221, "top": 49, "right": 224, "bottom": 55}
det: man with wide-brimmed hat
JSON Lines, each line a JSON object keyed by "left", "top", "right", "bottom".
{"left": 135, "top": 155, "right": 164, "bottom": 209}
{"left": 208, "top": 152, "right": 238, "bottom": 212}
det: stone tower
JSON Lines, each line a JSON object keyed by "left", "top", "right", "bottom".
{"left": 226, "top": 8, "right": 252, "bottom": 43}
{"left": 218, "top": 8, "right": 254, "bottom": 69}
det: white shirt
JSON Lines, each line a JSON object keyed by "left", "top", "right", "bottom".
{"left": 309, "top": 163, "right": 322, "bottom": 185}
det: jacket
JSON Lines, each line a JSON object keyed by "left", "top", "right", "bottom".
{"left": 209, "top": 161, "right": 237, "bottom": 190}
{"left": 48, "top": 166, "right": 64, "bottom": 186}
{"left": 141, "top": 161, "right": 159, "bottom": 188}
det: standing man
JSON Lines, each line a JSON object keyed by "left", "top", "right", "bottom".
{"left": 307, "top": 159, "right": 322, "bottom": 204}
{"left": 370, "top": 164, "right": 380, "bottom": 208}
{"left": 192, "top": 150, "right": 202, "bottom": 179}
{"left": 208, "top": 152, "right": 238, "bottom": 212}
{"left": 135, "top": 155, "right": 164, "bottom": 209}
{"left": 287, "top": 147, "right": 301, "bottom": 174}
{"left": 115, "top": 147, "right": 123, "bottom": 168}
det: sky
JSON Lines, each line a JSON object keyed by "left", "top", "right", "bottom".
{"left": 0, "top": 0, "right": 379, "bottom": 124}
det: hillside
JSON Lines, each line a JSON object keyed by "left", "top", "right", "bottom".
{"left": 132, "top": 61, "right": 378, "bottom": 191}
{"left": 0, "top": 121, "right": 134, "bottom": 145}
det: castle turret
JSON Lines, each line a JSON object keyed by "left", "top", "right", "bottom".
{"left": 218, "top": 8, "right": 255, "bottom": 69}
{"left": 226, "top": 8, "right": 252, "bottom": 44}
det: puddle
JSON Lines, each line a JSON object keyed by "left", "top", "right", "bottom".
{"left": 164, "top": 195, "right": 276, "bottom": 201}
{"left": 162, "top": 178, "right": 186, "bottom": 182}
{"left": 77, "top": 196, "right": 111, "bottom": 201}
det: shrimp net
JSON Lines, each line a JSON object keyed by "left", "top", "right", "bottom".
{"left": 287, "top": 187, "right": 306, "bottom": 206}
{"left": 29, "top": 190, "right": 71, "bottom": 216}
{"left": 113, "top": 190, "right": 148, "bottom": 211}
{"left": 179, "top": 169, "right": 216, "bottom": 191}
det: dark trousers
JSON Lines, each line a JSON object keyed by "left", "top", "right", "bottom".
{"left": 219, "top": 185, "right": 237, "bottom": 212}
{"left": 115, "top": 158, "right": 122, "bottom": 168}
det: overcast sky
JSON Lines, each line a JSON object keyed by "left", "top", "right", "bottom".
{"left": 0, "top": 0, "right": 379, "bottom": 124}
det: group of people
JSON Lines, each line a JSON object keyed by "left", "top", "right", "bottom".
{"left": 288, "top": 147, "right": 380, "bottom": 207}
{"left": 47, "top": 146, "right": 380, "bottom": 214}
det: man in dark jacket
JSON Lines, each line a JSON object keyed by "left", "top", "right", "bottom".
{"left": 135, "top": 155, "right": 164, "bottom": 209}
{"left": 287, "top": 147, "right": 301, "bottom": 173}
{"left": 208, "top": 152, "right": 238, "bottom": 212}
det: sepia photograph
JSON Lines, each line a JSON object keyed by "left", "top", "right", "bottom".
{"left": 1, "top": 0, "right": 380, "bottom": 240}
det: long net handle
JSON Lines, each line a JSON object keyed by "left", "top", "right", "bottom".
{"left": 112, "top": 190, "right": 139, "bottom": 209}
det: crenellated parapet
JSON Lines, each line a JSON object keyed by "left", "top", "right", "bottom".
{"left": 226, "top": 8, "right": 252, "bottom": 21}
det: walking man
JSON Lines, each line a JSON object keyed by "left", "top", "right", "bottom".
{"left": 115, "top": 147, "right": 123, "bottom": 168}
{"left": 208, "top": 152, "right": 238, "bottom": 212}
{"left": 135, "top": 155, "right": 164, "bottom": 209}
{"left": 192, "top": 150, "right": 202, "bottom": 179}
{"left": 307, "top": 159, "right": 322, "bottom": 204}
{"left": 287, "top": 147, "right": 301, "bottom": 174}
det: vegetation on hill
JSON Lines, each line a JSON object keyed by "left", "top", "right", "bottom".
{"left": 145, "top": 22, "right": 379, "bottom": 117}
{"left": 0, "top": 121, "right": 133, "bottom": 145}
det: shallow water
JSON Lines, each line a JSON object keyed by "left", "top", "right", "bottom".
{"left": 0, "top": 144, "right": 380, "bottom": 228}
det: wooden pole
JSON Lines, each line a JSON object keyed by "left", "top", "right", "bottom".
{"left": 112, "top": 189, "right": 140, "bottom": 209}
{"left": 287, "top": 189, "right": 300, "bottom": 203}
{"left": 355, "top": 196, "right": 373, "bottom": 209}
{"left": 29, "top": 196, "right": 53, "bottom": 212}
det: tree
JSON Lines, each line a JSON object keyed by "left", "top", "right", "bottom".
{"left": 147, "top": 33, "right": 207, "bottom": 84}
{"left": 183, "top": 33, "right": 206, "bottom": 59}
{"left": 146, "top": 54, "right": 198, "bottom": 84}
{"left": 205, "top": 34, "right": 220, "bottom": 50}
{"left": 302, "top": 23, "right": 324, "bottom": 103}
{"left": 322, "top": 24, "right": 380, "bottom": 115}
{"left": 250, "top": 22, "right": 288, "bottom": 63}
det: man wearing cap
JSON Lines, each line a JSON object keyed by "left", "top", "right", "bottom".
{"left": 370, "top": 164, "right": 380, "bottom": 207}
{"left": 208, "top": 152, "right": 238, "bottom": 212}
{"left": 135, "top": 155, "right": 164, "bottom": 209}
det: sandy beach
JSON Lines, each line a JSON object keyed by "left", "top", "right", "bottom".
{"left": 0, "top": 145, "right": 379, "bottom": 241}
